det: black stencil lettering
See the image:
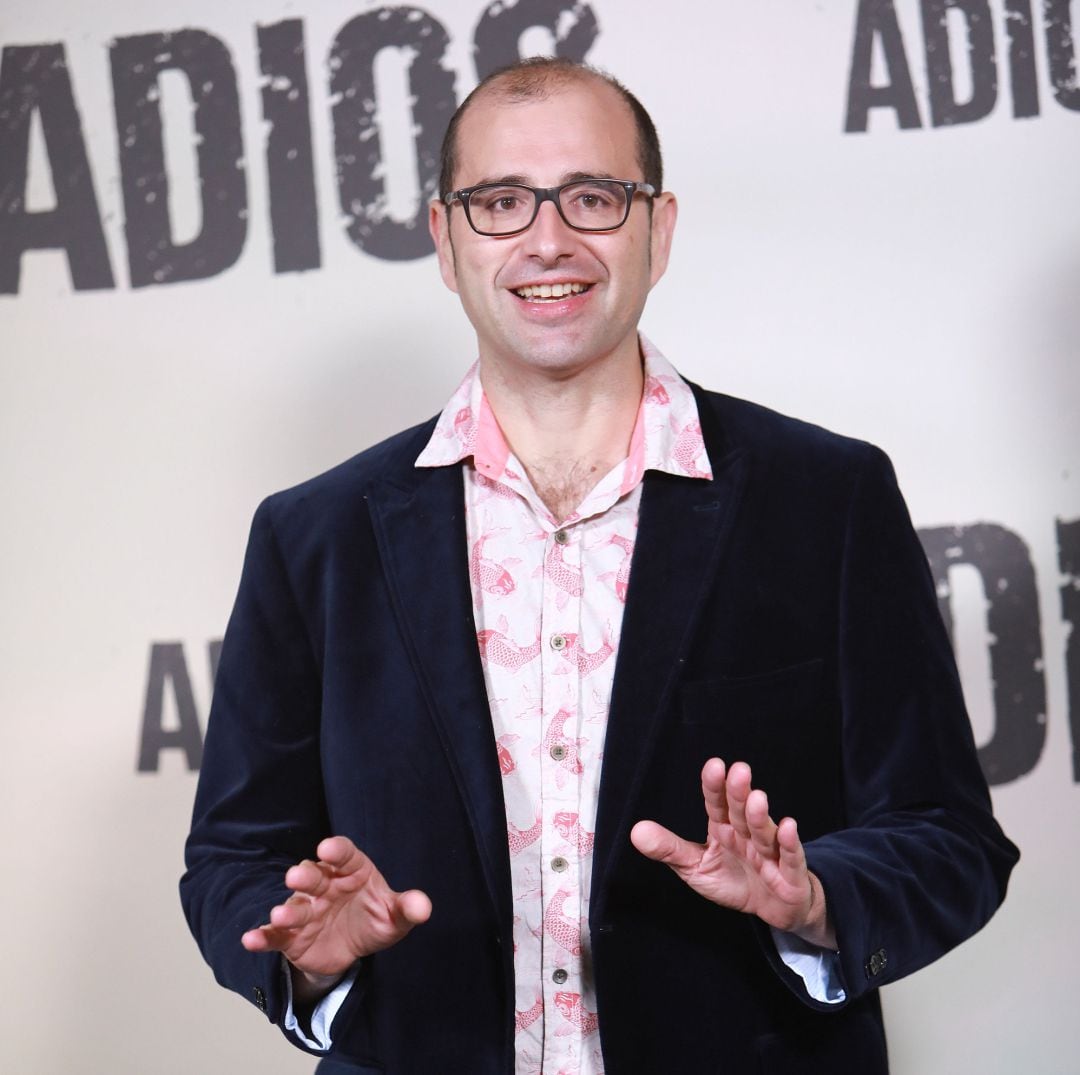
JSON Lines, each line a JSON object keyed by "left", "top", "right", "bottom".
{"left": 844, "top": 0, "right": 923, "bottom": 132}
{"left": 110, "top": 30, "right": 246, "bottom": 287}
{"left": 1004, "top": 0, "right": 1040, "bottom": 117}
{"left": 0, "top": 44, "right": 114, "bottom": 293}
{"left": 473, "top": 0, "right": 600, "bottom": 80}
{"left": 1056, "top": 517, "right": 1080, "bottom": 781}
{"left": 137, "top": 642, "right": 204, "bottom": 772}
{"left": 257, "top": 19, "right": 320, "bottom": 273}
{"left": 921, "top": 0, "right": 998, "bottom": 127}
{"left": 208, "top": 637, "right": 223, "bottom": 689}
{"left": 1043, "top": 0, "right": 1080, "bottom": 110}
{"left": 330, "top": 7, "right": 455, "bottom": 261}
{"left": 919, "top": 524, "right": 1046, "bottom": 785}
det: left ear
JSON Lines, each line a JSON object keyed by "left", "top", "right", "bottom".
{"left": 648, "top": 192, "right": 678, "bottom": 288}
{"left": 429, "top": 200, "right": 459, "bottom": 294}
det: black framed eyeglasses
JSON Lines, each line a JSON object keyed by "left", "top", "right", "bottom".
{"left": 444, "top": 179, "right": 656, "bottom": 237}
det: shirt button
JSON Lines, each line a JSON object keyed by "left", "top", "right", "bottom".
{"left": 550, "top": 744, "right": 567, "bottom": 761}
{"left": 552, "top": 968, "right": 568, "bottom": 985}
{"left": 551, "top": 856, "right": 569, "bottom": 872}
{"left": 554, "top": 529, "right": 569, "bottom": 545}
{"left": 550, "top": 634, "right": 567, "bottom": 651}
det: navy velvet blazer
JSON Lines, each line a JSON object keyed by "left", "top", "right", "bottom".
{"left": 181, "top": 383, "right": 1018, "bottom": 1074}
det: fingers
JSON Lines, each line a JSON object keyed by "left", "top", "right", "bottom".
{"left": 705, "top": 759, "right": 781, "bottom": 861}
{"left": 286, "top": 837, "right": 375, "bottom": 897}
{"left": 284, "top": 858, "right": 334, "bottom": 897}
{"left": 700, "top": 758, "right": 729, "bottom": 829}
{"left": 775, "top": 815, "right": 809, "bottom": 888}
{"left": 725, "top": 761, "right": 753, "bottom": 837}
{"left": 241, "top": 923, "right": 291, "bottom": 953}
{"left": 270, "top": 894, "right": 314, "bottom": 930}
{"left": 632, "top": 762, "right": 819, "bottom": 934}
{"left": 629, "top": 820, "right": 703, "bottom": 871}
{"left": 240, "top": 893, "right": 317, "bottom": 954}
{"left": 315, "top": 835, "right": 366, "bottom": 871}
{"left": 745, "top": 788, "right": 778, "bottom": 859}
{"left": 242, "top": 837, "right": 433, "bottom": 961}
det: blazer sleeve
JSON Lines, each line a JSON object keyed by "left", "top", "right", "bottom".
{"left": 179, "top": 497, "right": 352, "bottom": 1054}
{"left": 768, "top": 446, "right": 1019, "bottom": 1007}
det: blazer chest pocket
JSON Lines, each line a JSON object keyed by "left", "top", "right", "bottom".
{"left": 680, "top": 658, "right": 825, "bottom": 726}
{"left": 677, "top": 658, "right": 838, "bottom": 832}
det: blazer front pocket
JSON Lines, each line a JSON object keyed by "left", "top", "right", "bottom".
{"left": 676, "top": 658, "right": 841, "bottom": 835}
{"left": 680, "top": 658, "right": 825, "bottom": 726}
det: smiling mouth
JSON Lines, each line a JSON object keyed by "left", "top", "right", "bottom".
{"left": 513, "top": 282, "right": 591, "bottom": 301}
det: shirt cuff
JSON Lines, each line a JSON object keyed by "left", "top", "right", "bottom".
{"left": 281, "top": 957, "right": 361, "bottom": 1050}
{"left": 770, "top": 927, "right": 847, "bottom": 1004}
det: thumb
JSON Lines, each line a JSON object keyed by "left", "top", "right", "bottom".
{"left": 392, "top": 888, "right": 433, "bottom": 932}
{"left": 630, "top": 820, "right": 702, "bottom": 870}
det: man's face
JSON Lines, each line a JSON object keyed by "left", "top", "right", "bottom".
{"left": 429, "top": 78, "right": 676, "bottom": 381}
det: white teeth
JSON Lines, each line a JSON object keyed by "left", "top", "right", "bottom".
{"left": 514, "top": 282, "right": 588, "bottom": 299}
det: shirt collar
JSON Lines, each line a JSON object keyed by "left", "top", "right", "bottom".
{"left": 414, "top": 334, "right": 713, "bottom": 490}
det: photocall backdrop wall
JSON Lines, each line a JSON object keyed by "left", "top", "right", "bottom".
{"left": 1, "top": 1, "right": 1077, "bottom": 1071}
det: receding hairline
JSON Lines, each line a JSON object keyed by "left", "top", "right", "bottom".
{"left": 476, "top": 58, "right": 619, "bottom": 105}
{"left": 438, "top": 59, "right": 663, "bottom": 198}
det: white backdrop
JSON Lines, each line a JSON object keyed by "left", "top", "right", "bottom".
{"left": 1, "top": 1, "right": 1077, "bottom": 1071}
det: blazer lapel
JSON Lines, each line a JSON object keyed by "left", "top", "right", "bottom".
{"left": 366, "top": 462, "right": 513, "bottom": 933}
{"left": 591, "top": 436, "right": 748, "bottom": 917}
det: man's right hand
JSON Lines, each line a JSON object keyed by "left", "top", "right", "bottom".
{"left": 241, "top": 836, "right": 432, "bottom": 1004}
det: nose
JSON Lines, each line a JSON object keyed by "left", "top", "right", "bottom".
{"left": 522, "top": 198, "right": 577, "bottom": 264}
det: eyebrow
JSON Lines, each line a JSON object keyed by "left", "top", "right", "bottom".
{"left": 464, "top": 170, "right": 619, "bottom": 188}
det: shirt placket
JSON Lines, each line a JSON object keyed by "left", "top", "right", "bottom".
{"left": 539, "top": 519, "right": 585, "bottom": 1075}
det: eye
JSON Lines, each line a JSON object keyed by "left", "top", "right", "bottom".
{"left": 566, "top": 183, "right": 621, "bottom": 211}
{"left": 474, "top": 186, "right": 528, "bottom": 213}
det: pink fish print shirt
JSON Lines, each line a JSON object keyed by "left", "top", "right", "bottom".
{"left": 415, "top": 336, "right": 712, "bottom": 1075}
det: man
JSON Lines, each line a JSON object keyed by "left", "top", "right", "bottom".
{"left": 182, "top": 59, "right": 1017, "bottom": 1073}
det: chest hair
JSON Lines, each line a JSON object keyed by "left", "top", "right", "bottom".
{"left": 527, "top": 458, "right": 614, "bottom": 524}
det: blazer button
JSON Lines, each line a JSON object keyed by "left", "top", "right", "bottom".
{"left": 252, "top": 985, "right": 267, "bottom": 1011}
{"left": 864, "top": 948, "right": 888, "bottom": 979}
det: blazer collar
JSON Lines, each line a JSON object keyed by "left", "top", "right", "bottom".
{"left": 591, "top": 385, "right": 748, "bottom": 918}
{"left": 365, "top": 458, "right": 514, "bottom": 937}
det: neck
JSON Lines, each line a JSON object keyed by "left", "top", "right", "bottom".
{"left": 479, "top": 339, "right": 644, "bottom": 521}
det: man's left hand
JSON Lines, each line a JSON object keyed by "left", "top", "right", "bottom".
{"left": 630, "top": 757, "right": 836, "bottom": 950}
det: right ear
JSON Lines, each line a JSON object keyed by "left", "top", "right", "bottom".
{"left": 429, "top": 201, "right": 459, "bottom": 294}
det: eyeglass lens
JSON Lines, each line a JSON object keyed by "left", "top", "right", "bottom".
{"left": 467, "top": 181, "right": 629, "bottom": 234}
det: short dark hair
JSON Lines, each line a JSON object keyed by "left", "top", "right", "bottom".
{"left": 438, "top": 57, "right": 663, "bottom": 200}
